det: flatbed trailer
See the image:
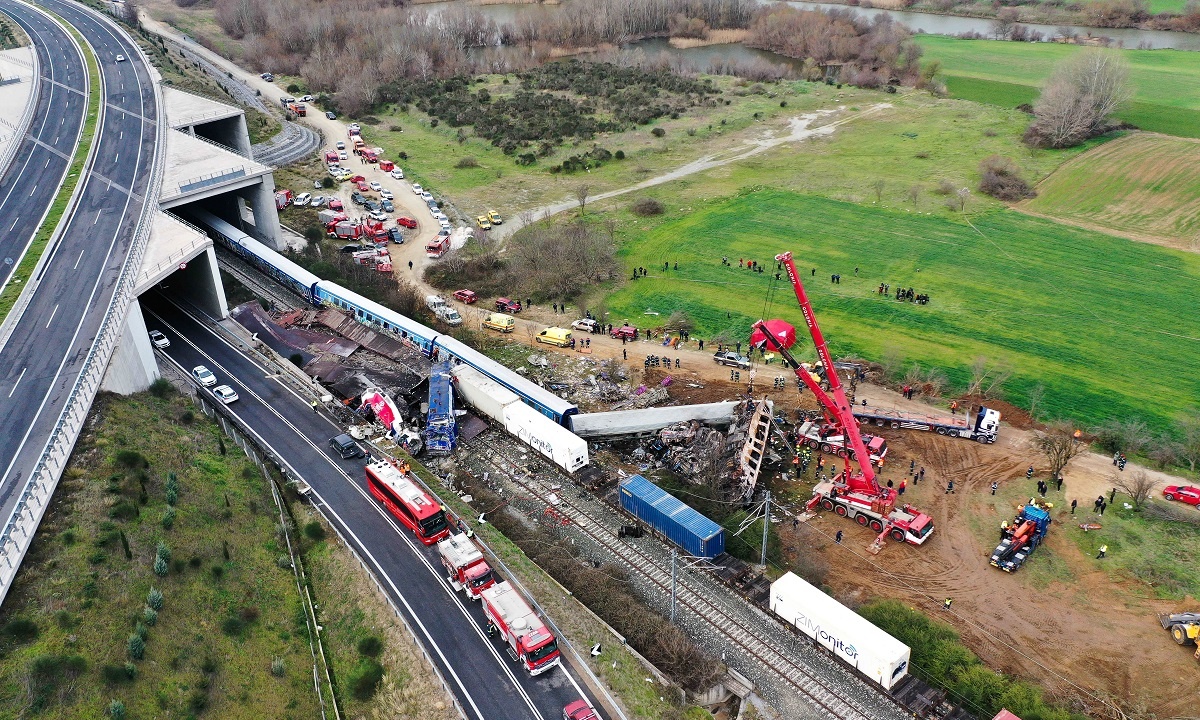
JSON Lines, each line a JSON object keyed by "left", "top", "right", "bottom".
{"left": 853, "top": 404, "right": 1000, "bottom": 443}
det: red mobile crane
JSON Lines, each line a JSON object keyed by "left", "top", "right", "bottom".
{"left": 753, "top": 252, "right": 934, "bottom": 549}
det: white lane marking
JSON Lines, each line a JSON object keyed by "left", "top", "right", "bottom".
{"left": 150, "top": 306, "right": 550, "bottom": 720}
{"left": 28, "top": 184, "right": 36, "bottom": 197}
{"left": 73, "top": 246, "right": 85, "bottom": 269}
{"left": 9, "top": 217, "right": 19, "bottom": 231}
{"left": 44, "top": 304, "right": 58, "bottom": 328}
{"left": 8, "top": 368, "right": 26, "bottom": 398}
{"left": 93, "top": 212, "right": 99, "bottom": 225}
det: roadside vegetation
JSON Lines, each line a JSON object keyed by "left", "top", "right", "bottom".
{"left": 831, "top": 0, "right": 1200, "bottom": 32}
{"left": 0, "top": 14, "right": 29, "bottom": 48}
{"left": 0, "top": 389, "right": 320, "bottom": 719}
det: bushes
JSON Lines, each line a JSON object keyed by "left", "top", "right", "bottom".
{"left": 127, "top": 634, "right": 145, "bottom": 660}
{"left": 148, "top": 378, "right": 172, "bottom": 398}
{"left": 147, "top": 586, "right": 164, "bottom": 610}
{"left": 4, "top": 617, "right": 38, "bottom": 643}
{"left": 348, "top": 659, "right": 385, "bottom": 700}
{"left": 977, "top": 156, "right": 1034, "bottom": 201}
{"left": 26, "top": 654, "right": 87, "bottom": 709}
{"left": 357, "top": 635, "right": 383, "bottom": 658}
{"left": 454, "top": 156, "right": 479, "bottom": 168}
{"left": 631, "top": 197, "right": 665, "bottom": 217}
{"left": 114, "top": 450, "right": 147, "bottom": 469}
{"left": 143, "top": 607, "right": 158, "bottom": 626}
{"left": 303, "top": 521, "right": 326, "bottom": 541}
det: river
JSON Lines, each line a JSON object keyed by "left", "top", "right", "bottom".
{"left": 418, "top": 0, "right": 1200, "bottom": 51}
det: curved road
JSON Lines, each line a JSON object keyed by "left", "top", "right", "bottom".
{"left": 0, "top": 0, "right": 159, "bottom": 552}
{"left": 143, "top": 294, "right": 605, "bottom": 720}
{"left": 0, "top": 1, "right": 85, "bottom": 289}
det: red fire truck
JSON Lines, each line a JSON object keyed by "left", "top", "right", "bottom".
{"left": 364, "top": 460, "right": 449, "bottom": 545}
{"left": 425, "top": 234, "right": 451, "bottom": 259}
{"left": 436, "top": 534, "right": 496, "bottom": 599}
{"left": 481, "top": 581, "right": 560, "bottom": 676}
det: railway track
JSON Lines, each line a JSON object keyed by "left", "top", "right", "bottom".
{"left": 461, "top": 433, "right": 909, "bottom": 720}
{"left": 214, "top": 246, "right": 301, "bottom": 311}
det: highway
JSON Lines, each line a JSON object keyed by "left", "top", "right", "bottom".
{"left": 0, "top": 0, "right": 159, "bottom": 547}
{"left": 0, "top": 0, "right": 86, "bottom": 289}
{"left": 142, "top": 292, "right": 605, "bottom": 720}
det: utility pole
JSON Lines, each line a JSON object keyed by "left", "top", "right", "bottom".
{"left": 761, "top": 490, "right": 770, "bottom": 566}
{"left": 670, "top": 548, "right": 677, "bottom": 624}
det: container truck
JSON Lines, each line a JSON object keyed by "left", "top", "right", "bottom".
{"left": 481, "top": 581, "right": 561, "bottom": 676}
{"left": 770, "top": 571, "right": 910, "bottom": 691}
{"left": 854, "top": 404, "right": 1001, "bottom": 443}
{"left": 437, "top": 534, "right": 496, "bottom": 599}
{"left": 618, "top": 475, "right": 725, "bottom": 558}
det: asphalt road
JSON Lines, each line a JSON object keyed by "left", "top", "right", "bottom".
{"left": 0, "top": 0, "right": 158, "bottom": 537}
{"left": 142, "top": 293, "right": 604, "bottom": 720}
{"left": 0, "top": 0, "right": 86, "bottom": 289}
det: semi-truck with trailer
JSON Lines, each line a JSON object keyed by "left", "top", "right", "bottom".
{"left": 770, "top": 571, "right": 911, "bottom": 691}
{"left": 437, "top": 534, "right": 496, "bottom": 599}
{"left": 854, "top": 404, "right": 1001, "bottom": 443}
{"left": 990, "top": 503, "right": 1051, "bottom": 572}
{"left": 481, "top": 581, "right": 560, "bottom": 676}
{"left": 795, "top": 419, "right": 888, "bottom": 466}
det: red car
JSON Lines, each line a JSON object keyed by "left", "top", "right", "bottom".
{"left": 563, "top": 701, "right": 597, "bottom": 720}
{"left": 453, "top": 289, "right": 478, "bottom": 304}
{"left": 610, "top": 325, "right": 637, "bottom": 340}
{"left": 327, "top": 198, "right": 344, "bottom": 211}
{"left": 1163, "top": 485, "right": 1200, "bottom": 506}
{"left": 396, "top": 216, "right": 418, "bottom": 229}
{"left": 495, "top": 297, "right": 522, "bottom": 313}
{"left": 356, "top": 181, "right": 370, "bottom": 192}
{"left": 349, "top": 174, "right": 366, "bottom": 183}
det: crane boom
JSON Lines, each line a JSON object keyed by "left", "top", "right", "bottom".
{"left": 774, "top": 251, "right": 881, "bottom": 493}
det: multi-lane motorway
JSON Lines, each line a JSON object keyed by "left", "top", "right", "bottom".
{"left": 0, "top": 0, "right": 159, "bottom": 537}
{"left": 142, "top": 293, "right": 605, "bottom": 720}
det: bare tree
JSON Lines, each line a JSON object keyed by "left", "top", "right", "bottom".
{"left": 965, "top": 356, "right": 1013, "bottom": 398}
{"left": 907, "top": 184, "right": 922, "bottom": 208}
{"left": 991, "top": 7, "right": 1020, "bottom": 39}
{"left": 1027, "top": 49, "right": 1131, "bottom": 148}
{"left": 872, "top": 179, "right": 885, "bottom": 204}
{"left": 1026, "top": 382, "right": 1046, "bottom": 424}
{"left": 574, "top": 184, "right": 591, "bottom": 214}
{"left": 1091, "top": 418, "right": 1152, "bottom": 456}
{"left": 1147, "top": 438, "right": 1181, "bottom": 470}
{"left": 1115, "top": 470, "right": 1155, "bottom": 509}
{"left": 1175, "top": 412, "right": 1200, "bottom": 473}
{"left": 955, "top": 187, "right": 970, "bottom": 212}
{"left": 1032, "top": 421, "right": 1085, "bottom": 479}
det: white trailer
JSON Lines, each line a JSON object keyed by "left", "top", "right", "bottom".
{"left": 452, "top": 365, "right": 520, "bottom": 422}
{"left": 502, "top": 401, "right": 588, "bottom": 473}
{"left": 770, "top": 572, "right": 910, "bottom": 691}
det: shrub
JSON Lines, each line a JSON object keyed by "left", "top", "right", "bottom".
{"left": 239, "top": 606, "right": 260, "bottom": 623}
{"left": 123, "top": 662, "right": 137, "bottom": 679}
{"left": 277, "top": 554, "right": 292, "bottom": 568}
{"left": 101, "top": 664, "right": 129, "bottom": 684}
{"left": 135, "top": 622, "right": 149, "bottom": 640}
{"left": 651, "top": 127, "right": 666, "bottom": 137}
{"left": 109, "top": 501, "right": 139, "bottom": 521}
{"left": 357, "top": 636, "right": 384, "bottom": 658}
{"left": 119, "top": 530, "right": 131, "bottom": 559}
{"left": 61, "top": 529, "right": 76, "bottom": 545}
{"left": 304, "top": 521, "right": 326, "bottom": 541}
{"left": 114, "top": 450, "right": 147, "bottom": 469}
{"left": 143, "top": 607, "right": 158, "bottom": 626}
{"left": 108, "top": 699, "right": 126, "bottom": 719}
{"left": 289, "top": 353, "right": 304, "bottom": 368}
{"left": 147, "top": 587, "right": 164, "bottom": 610}
{"left": 978, "top": 155, "right": 1034, "bottom": 201}
{"left": 149, "top": 378, "right": 172, "bottom": 398}
{"left": 221, "top": 616, "right": 244, "bottom": 636}
{"left": 271, "top": 657, "right": 286, "bottom": 677}
{"left": 166, "top": 487, "right": 177, "bottom": 505}
{"left": 614, "top": 149, "right": 625, "bottom": 160}
{"left": 189, "top": 689, "right": 208, "bottom": 711}
{"left": 127, "top": 634, "right": 145, "bottom": 660}
{"left": 156, "top": 542, "right": 171, "bottom": 565}
{"left": 286, "top": 83, "right": 301, "bottom": 93}
{"left": 933, "top": 179, "right": 956, "bottom": 195}
{"left": 161, "top": 507, "right": 176, "bottom": 530}
{"left": 179, "top": 410, "right": 194, "bottom": 424}
{"left": 4, "top": 618, "right": 38, "bottom": 642}
{"left": 454, "top": 157, "right": 479, "bottom": 169}
{"left": 630, "top": 197, "right": 665, "bottom": 217}
{"left": 211, "top": 565, "right": 225, "bottom": 580}
{"left": 349, "top": 659, "right": 385, "bottom": 700}
{"left": 153, "top": 556, "right": 168, "bottom": 576}
{"left": 201, "top": 655, "right": 219, "bottom": 673}
{"left": 322, "top": 176, "right": 335, "bottom": 189}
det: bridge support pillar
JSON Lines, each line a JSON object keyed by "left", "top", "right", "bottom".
{"left": 242, "top": 176, "right": 282, "bottom": 251}
{"left": 100, "top": 302, "right": 159, "bottom": 394}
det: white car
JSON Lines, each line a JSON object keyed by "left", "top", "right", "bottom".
{"left": 369, "top": 181, "right": 382, "bottom": 192}
{"left": 368, "top": 210, "right": 388, "bottom": 222}
{"left": 294, "top": 193, "right": 311, "bottom": 207}
{"left": 411, "top": 183, "right": 423, "bottom": 194}
{"left": 192, "top": 366, "right": 217, "bottom": 387}
{"left": 380, "top": 189, "right": 393, "bottom": 200}
{"left": 338, "top": 151, "right": 348, "bottom": 161}
{"left": 420, "top": 191, "right": 434, "bottom": 202}
{"left": 311, "top": 196, "right": 325, "bottom": 207}
{"left": 212, "top": 385, "right": 239, "bottom": 404}
{"left": 148, "top": 330, "right": 170, "bottom": 348}
{"left": 390, "top": 169, "right": 404, "bottom": 180}
{"left": 348, "top": 123, "right": 361, "bottom": 132}
{"left": 115, "top": 54, "right": 126, "bottom": 62}
{"left": 301, "top": 94, "right": 314, "bottom": 102}
{"left": 335, "top": 140, "right": 346, "bottom": 150}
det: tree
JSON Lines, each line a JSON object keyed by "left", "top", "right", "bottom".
{"left": 1091, "top": 418, "right": 1151, "bottom": 455}
{"left": 1176, "top": 413, "right": 1200, "bottom": 472}
{"left": 1115, "top": 470, "right": 1155, "bottom": 509}
{"left": 955, "top": 187, "right": 970, "bottom": 212}
{"left": 991, "top": 7, "right": 1021, "bottom": 39}
{"left": 907, "top": 184, "right": 922, "bottom": 208}
{"left": 574, "top": 184, "right": 591, "bottom": 214}
{"left": 1027, "top": 49, "right": 1130, "bottom": 148}
{"left": 965, "top": 356, "right": 1012, "bottom": 399}
{"left": 872, "top": 179, "right": 885, "bottom": 203}
{"left": 1032, "top": 421, "right": 1084, "bottom": 479}
{"left": 1026, "top": 383, "right": 1046, "bottom": 424}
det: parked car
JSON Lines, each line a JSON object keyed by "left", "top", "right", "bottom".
{"left": 477, "top": 216, "right": 492, "bottom": 230}
{"left": 328, "top": 198, "right": 344, "bottom": 211}
{"left": 387, "top": 227, "right": 404, "bottom": 244}
{"left": 300, "top": 94, "right": 314, "bottom": 102}
{"left": 495, "top": 297, "right": 522, "bottom": 313}
{"left": 335, "top": 140, "right": 346, "bottom": 150}
{"left": 381, "top": 200, "right": 394, "bottom": 213}
{"left": 338, "top": 151, "right": 348, "bottom": 161}
{"left": 351, "top": 192, "right": 367, "bottom": 206}
{"left": 1163, "top": 485, "right": 1200, "bottom": 506}
{"left": 571, "top": 318, "right": 599, "bottom": 332}
{"left": 380, "top": 189, "right": 393, "bottom": 200}
{"left": 326, "top": 111, "right": 337, "bottom": 120}
{"left": 713, "top": 350, "right": 751, "bottom": 369}
{"left": 349, "top": 175, "right": 366, "bottom": 183}
{"left": 293, "top": 192, "right": 311, "bottom": 207}
{"left": 368, "top": 210, "right": 388, "bottom": 222}
{"left": 329, "top": 433, "right": 364, "bottom": 459}
{"left": 192, "top": 366, "right": 217, "bottom": 387}
{"left": 365, "top": 201, "right": 381, "bottom": 212}
{"left": 356, "top": 181, "right": 370, "bottom": 193}
{"left": 610, "top": 325, "right": 638, "bottom": 340}
{"left": 411, "top": 183, "right": 423, "bottom": 194}
{"left": 148, "top": 330, "right": 170, "bottom": 348}
{"left": 488, "top": 210, "right": 503, "bottom": 225}
{"left": 369, "top": 181, "right": 383, "bottom": 192}
{"left": 536, "top": 328, "right": 572, "bottom": 347}
{"left": 310, "top": 196, "right": 325, "bottom": 207}
{"left": 390, "top": 168, "right": 405, "bottom": 180}
{"left": 396, "top": 216, "right": 418, "bottom": 229}
{"left": 453, "top": 289, "right": 478, "bottom": 304}
{"left": 212, "top": 385, "right": 239, "bottom": 404}
{"left": 259, "top": 72, "right": 272, "bottom": 80}
{"left": 348, "top": 123, "right": 361, "bottom": 132}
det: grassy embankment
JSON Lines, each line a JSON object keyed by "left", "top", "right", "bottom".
{"left": 1020, "top": 132, "right": 1200, "bottom": 249}
{"left": 0, "top": 20, "right": 100, "bottom": 321}
{"left": 602, "top": 190, "right": 1200, "bottom": 431}
{"left": 915, "top": 35, "right": 1200, "bottom": 138}
{"left": 0, "top": 390, "right": 320, "bottom": 719}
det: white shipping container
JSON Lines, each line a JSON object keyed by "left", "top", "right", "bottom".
{"left": 501, "top": 401, "right": 588, "bottom": 473}
{"left": 770, "top": 572, "right": 910, "bottom": 691}
{"left": 452, "top": 366, "right": 520, "bottom": 423}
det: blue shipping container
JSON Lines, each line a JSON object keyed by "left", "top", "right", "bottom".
{"left": 619, "top": 475, "right": 725, "bottom": 558}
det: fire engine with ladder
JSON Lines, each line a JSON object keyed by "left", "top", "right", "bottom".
{"left": 753, "top": 251, "right": 934, "bottom": 552}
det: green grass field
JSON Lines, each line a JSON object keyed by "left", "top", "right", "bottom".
{"left": 0, "top": 391, "right": 319, "bottom": 719}
{"left": 917, "top": 36, "right": 1200, "bottom": 138}
{"left": 1023, "top": 132, "right": 1200, "bottom": 247}
{"left": 604, "top": 190, "right": 1200, "bottom": 430}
